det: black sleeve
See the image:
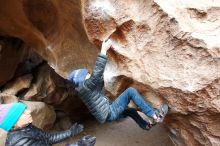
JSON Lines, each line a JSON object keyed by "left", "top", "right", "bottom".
{"left": 97, "top": 79, "right": 104, "bottom": 92}
{"left": 6, "top": 137, "right": 47, "bottom": 146}
{"left": 44, "top": 129, "right": 72, "bottom": 144}
{"left": 85, "top": 53, "right": 107, "bottom": 90}
{"left": 6, "top": 125, "right": 72, "bottom": 146}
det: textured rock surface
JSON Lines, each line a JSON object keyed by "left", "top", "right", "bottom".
{"left": 1, "top": 74, "right": 33, "bottom": 95}
{"left": 0, "top": 94, "right": 18, "bottom": 104}
{"left": 82, "top": 0, "right": 220, "bottom": 145}
{"left": 23, "top": 100, "right": 56, "bottom": 130}
{"left": 0, "top": 0, "right": 219, "bottom": 146}
{"left": 0, "top": 38, "right": 29, "bottom": 86}
{"left": 0, "top": 0, "right": 98, "bottom": 78}
{"left": 54, "top": 116, "right": 173, "bottom": 146}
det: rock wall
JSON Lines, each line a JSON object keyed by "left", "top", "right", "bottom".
{"left": 0, "top": 38, "right": 29, "bottom": 86}
{"left": 82, "top": 0, "right": 220, "bottom": 145}
{"left": 0, "top": 0, "right": 219, "bottom": 146}
{"left": 0, "top": 0, "right": 98, "bottom": 77}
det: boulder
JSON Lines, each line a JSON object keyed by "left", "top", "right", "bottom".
{"left": 1, "top": 74, "right": 33, "bottom": 95}
{"left": 0, "top": 0, "right": 98, "bottom": 78}
{"left": 0, "top": 38, "right": 29, "bottom": 87}
{"left": 0, "top": 0, "right": 219, "bottom": 145}
{"left": 82, "top": 0, "right": 220, "bottom": 145}
{"left": 23, "top": 100, "right": 56, "bottom": 130}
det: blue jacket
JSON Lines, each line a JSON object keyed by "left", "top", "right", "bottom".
{"left": 74, "top": 53, "right": 110, "bottom": 123}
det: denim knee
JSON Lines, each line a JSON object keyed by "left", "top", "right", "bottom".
{"left": 128, "top": 87, "right": 136, "bottom": 92}
{"left": 127, "top": 87, "right": 138, "bottom": 95}
{"left": 106, "top": 106, "right": 118, "bottom": 121}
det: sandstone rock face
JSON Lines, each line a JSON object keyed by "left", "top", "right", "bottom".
{"left": 0, "top": 0, "right": 98, "bottom": 78}
{"left": 0, "top": 0, "right": 219, "bottom": 146}
{"left": 1, "top": 74, "right": 33, "bottom": 95}
{"left": 82, "top": 0, "right": 220, "bottom": 145}
{"left": 0, "top": 94, "right": 18, "bottom": 104}
{"left": 0, "top": 38, "right": 29, "bottom": 86}
{"left": 23, "top": 100, "right": 56, "bottom": 130}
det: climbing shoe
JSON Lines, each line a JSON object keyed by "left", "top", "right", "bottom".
{"left": 153, "top": 103, "right": 169, "bottom": 123}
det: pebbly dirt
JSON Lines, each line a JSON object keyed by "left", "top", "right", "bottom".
{"left": 55, "top": 116, "right": 174, "bottom": 146}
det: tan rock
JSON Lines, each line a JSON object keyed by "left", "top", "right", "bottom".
{"left": 82, "top": 0, "right": 220, "bottom": 145}
{"left": 0, "top": 94, "right": 18, "bottom": 104}
{"left": 1, "top": 74, "right": 33, "bottom": 95}
{"left": 22, "top": 100, "right": 56, "bottom": 130}
{"left": 0, "top": 38, "right": 29, "bottom": 87}
{"left": 23, "top": 64, "right": 70, "bottom": 105}
{"left": 0, "top": 0, "right": 219, "bottom": 145}
{"left": 0, "top": 0, "right": 98, "bottom": 78}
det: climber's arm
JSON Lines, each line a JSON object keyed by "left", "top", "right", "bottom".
{"left": 85, "top": 39, "right": 112, "bottom": 90}
{"left": 44, "top": 123, "right": 84, "bottom": 144}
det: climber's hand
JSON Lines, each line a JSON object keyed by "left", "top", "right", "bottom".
{"left": 77, "top": 135, "right": 96, "bottom": 146}
{"left": 101, "top": 39, "right": 112, "bottom": 55}
{"left": 67, "top": 135, "right": 96, "bottom": 146}
{"left": 70, "top": 123, "right": 84, "bottom": 136}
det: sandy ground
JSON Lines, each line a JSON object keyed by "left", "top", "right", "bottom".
{"left": 55, "top": 117, "right": 174, "bottom": 146}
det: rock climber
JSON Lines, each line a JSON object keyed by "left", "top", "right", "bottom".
{"left": 0, "top": 102, "right": 96, "bottom": 146}
{"left": 68, "top": 38, "right": 168, "bottom": 130}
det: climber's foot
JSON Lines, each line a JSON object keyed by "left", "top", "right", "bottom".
{"left": 153, "top": 104, "right": 169, "bottom": 123}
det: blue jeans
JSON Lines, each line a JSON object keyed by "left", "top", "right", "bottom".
{"left": 107, "top": 87, "right": 155, "bottom": 121}
{"left": 123, "top": 108, "right": 149, "bottom": 130}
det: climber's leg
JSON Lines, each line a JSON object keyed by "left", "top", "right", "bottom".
{"left": 107, "top": 87, "right": 155, "bottom": 121}
{"left": 107, "top": 87, "right": 169, "bottom": 123}
{"left": 122, "top": 108, "right": 152, "bottom": 130}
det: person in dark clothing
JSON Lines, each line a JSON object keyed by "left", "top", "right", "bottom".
{"left": 0, "top": 102, "right": 96, "bottom": 146}
{"left": 68, "top": 39, "right": 168, "bottom": 130}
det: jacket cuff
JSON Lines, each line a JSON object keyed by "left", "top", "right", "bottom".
{"left": 98, "top": 53, "right": 107, "bottom": 59}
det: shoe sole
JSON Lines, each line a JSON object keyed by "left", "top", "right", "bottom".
{"left": 160, "top": 104, "right": 169, "bottom": 115}
{"left": 158, "top": 104, "right": 169, "bottom": 122}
